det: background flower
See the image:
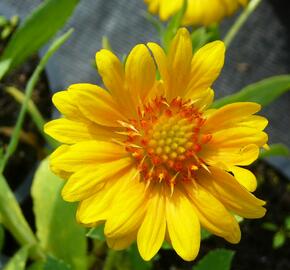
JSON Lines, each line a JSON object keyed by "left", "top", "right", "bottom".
{"left": 145, "top": 0, "right": 249, "bottom": 26}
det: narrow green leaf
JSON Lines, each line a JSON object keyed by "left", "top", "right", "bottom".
{"left": 0, "top": 29, "right": 73, "bottom": 174}
{"left": 0, "top": 59, "right": 11, "bottom": 81}
{"left": 3, "top": 246, "right": 29, "bottom": 270}
{"left": 193, "top": 249, "right": 235, "bottom": 270}
{"left": 0, "top": 224, "right": 4, "bottom": 251}
{"left": 0, "top": 0, "right": 79, "bottom": 73}
{"left": 86, "top": 225, "right": 105, "bottom": 241}
{"left": 5, "top": 86, "right": 59, "bottom": 149}
{"left": 31, "top": 159, "right": 87, "bottom": 270}
{"left": 213, "top": 75, "right": 290, "bottom": 108}
{"left": 273, "top": 231, "right": 286, "bottom": 249}
{"left": 262, "top": 222, "right": 278, "bottom": 232}
{"left": 0, "top": 174, "right": 37, "bottom": 249}
{"left": 259, "top": 144, "right": 290, "bottom": 159}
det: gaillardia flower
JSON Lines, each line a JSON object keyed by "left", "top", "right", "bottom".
{"left": 45, "top": 28, "right": 267, "bottom": 261}
{"left": 145, "top": 0, "right": 248, "bottom": 26}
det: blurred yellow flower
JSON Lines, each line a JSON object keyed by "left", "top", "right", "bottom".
{"left": 145, "top": 0, "right": 249, "bottom": 26}
{"left": 45, "top": 28, "right": 267, "bottom": 261}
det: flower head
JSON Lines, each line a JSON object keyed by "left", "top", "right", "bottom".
{"left": 145, "top": 0, "right": 249, "bottom": 26}
{"left": 45, "top": 28, "right": 267, "bottom": 261}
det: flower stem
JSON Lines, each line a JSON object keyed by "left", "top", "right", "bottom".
{"left": 5, "top": 86, "right": 59, "bottom": 150}
{"left": 224, "top": 0, "right": 262, "bottom": 48}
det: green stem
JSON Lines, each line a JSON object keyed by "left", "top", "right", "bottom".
{"left": 0, "top": 29, "right": 73, "bottom": 174}
{"left": 5, "top": 86, "right": 59, "bottom": 149}
{"left": 224, "top": 0, "right": 262, "bottom": 48}
{"left": 103, "top": 250, "right": 120, "bottom": 270}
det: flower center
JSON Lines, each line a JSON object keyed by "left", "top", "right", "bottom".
{"left": 124, "top": 97, "right": 212, "bottom": 191}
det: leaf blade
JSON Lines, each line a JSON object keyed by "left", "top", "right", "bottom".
{"left": 3, "top": 246, "right": 29, "bottom": 270}
{"left": 31, "top": 159, "right": 87, "bottom": 270}
{"left": 0, "top": 0, "right": 79, "bottom": 73}
{"left": 213, "top": 75, "right": 290, "bottom": 108}
{"left": 193, "top": 249, "right": 235, "bottom": 270}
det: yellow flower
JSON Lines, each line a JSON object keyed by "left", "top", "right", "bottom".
{"left": 45, "top": 28, "right": 267, "bottom": 261}
{"left": 145, "top": 0, "right": 249, "bottom": 26}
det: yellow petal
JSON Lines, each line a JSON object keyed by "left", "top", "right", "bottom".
{"left": 167, "top": 28, "right": 192, "bottom": 100}
{"left": 52, "top": 91, "right": 86, "bottom": 121}
{"left": 49, "top": 145, "right": 71, "bottom": 179}
{"left": 125, "top": 44, "right": 156, "bottom": 104}
{"left": 166, "top": 188, "right": 200, "bottom": 261}
{"left": 137, "top": 186, "right": 166, "bottom": 261}
{"left": 76, "top": 166, "right": 138, "bottom": 225}
{"left": 95, "top": 49, "right": 125, "bottom": 96}
{"left": 201, "top": 144, "right": 260, "bottom": 167}
{"left": 50, "top": 141, "right": 127, "bottom": 172}
{"left": 44, "top": 118, "right": 121, "bottom": 144}
{"left": 104, "top": 173, "right": 147, "bottom": 238}
{"left": 184, "top": 41, "right": 225, "bottom": 99}
{"left": 209, "top": 127, "right": 268, "bottom": 148}
{"left": 62, "top": 157, "right": 133, "bottom": 202}
{"left": 184, "top": 183, "right": 241, "bottom": 244}
{"left": 107, "top": 232, "right": 136, "bottom": 250}
{"left": 159, "top": 0, "right": 183, "bottom": 20}
{"left": 197, "top": 167, "right": 266, "bottom": 219}
{"left": 190, "top": 88, "right": 214, "bottom": 111}
{"left": 144, "top": 0, "right": 159, "bottom": 14}
{"left": 229, "top": 166, "right": 257, "bottom": 192}
{"left": 203, "top": 102, "right": 261, "bottom": 133}
{"left": 68, "top": 84, "right": 125, "bottom": 127}
{"left": 147, "top": 42, "right": 169, "bottom": 88}
{"left": 95, "top": 49, "right": 134, "bottom": 117}
{"left": 238, "top": 115, "right": 268, "bottom": 130}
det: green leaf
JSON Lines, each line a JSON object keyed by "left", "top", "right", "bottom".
{"left": 0, "top": 174, "right": 37, "bottom": 249}
{"left": 0, "top": 224, "right": 4, "bottom": 251}
{"left": 126, "top": 244, "right": 153, "bottom": 270}
{"left": 0, "top": 59, "right": 11, "bottom": 81}
{"left": 162, "top": 241, "right": 172, "bottom": 250}
{"left": 284, "top": 216, "right": 290, "bottom": 231}
{"left": 262, "top": 222, "right": 278, "bottom": 232}
{"left": 3, "top": 246, "right": 29, "bottom": 270}
{"left": 213, "top": 75, "right": 290, "bottom": 108}
{"left": 44, "top": 256, "right": 72, "bottom": 270}
{"left": 259, "top": 144, "right": 290, "bottom": 159}
{"left": 31, "top": 159, "right": 87, "bottom": 270}
{"left": 201, "top": 228, "right": 211, "bottom": 240}
{"left": 193, "top": 249, "right": 235, "bottom": 270}
{"left": 191, "top": 27, "right": 208, "bottom": 52}
{"left": 86, "top": 225, "right": 105, "bottom": 241}
{"left": 0, "top": 0, "right": 79, "bottom": 74}
{"left": 273, "top": 231, "right": 286, "bottom": 249}
{"left": 27, "top": 257, "right": 72, "bottom": 270}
